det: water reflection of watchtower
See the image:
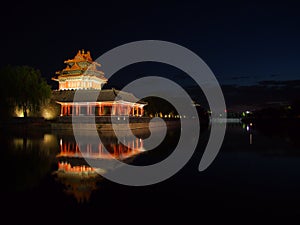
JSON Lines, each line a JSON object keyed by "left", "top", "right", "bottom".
{"left": 57, "top": 135, "right": 145, "bottom": 160}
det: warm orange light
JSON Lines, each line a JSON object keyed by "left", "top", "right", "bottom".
{"left": 14, "top": 107, "right": 29, "bottom": 117}
{"left": 53, "top": 50, "right": 107, "bottom": 91}
{"left": 58, "top": 161, "right": 95, "bottom": 173}
{"left": 57, "top": 138, "right": 145, "bottom": 159}
{"left": 42, "top": 108, "right": 56, "bottom": 120}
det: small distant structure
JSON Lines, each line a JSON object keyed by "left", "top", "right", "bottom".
{"left": 52, "top": 50, "right": 146, "bottom": 117}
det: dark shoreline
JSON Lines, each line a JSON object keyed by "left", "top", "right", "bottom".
{"left": 241, "top": 117, "right": 300, "bottom": 127}
{"left": 0, "top": 117, "right": 180, "bottom": 133}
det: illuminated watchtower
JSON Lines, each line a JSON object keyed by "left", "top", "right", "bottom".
{"left": 51, "top": 50, "right": 146, "bottom": 117}
{"left": 52, "top": 50, "right": 107, "bottom": 90}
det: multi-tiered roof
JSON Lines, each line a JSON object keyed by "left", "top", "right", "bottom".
{"left": 52, "top": 50, "right": 107, "bottom": 90}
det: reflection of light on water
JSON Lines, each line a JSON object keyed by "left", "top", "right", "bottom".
{"left": 13, "top": 138, "right": 27, "bottom": 149}
{"left": 54, "top": 161, "right": 103, "bottom": 203}
{"left": 43, "top": 134, "right": 56, "bottom": 143}
{"left": 57, "top": 137, "right": 145, "bottom": 160}
{"left": 58, "top": 161, "right": 106, "bottom": 175}
{"left": 246, "top": 125, "right": 250, "bottom": 131}
{"left": 54, "top": 136, "right": 145, "bottom": 203}
{"left": 243, "top": 123, "right": 253, "bottom": 145}
{"left": 13, "top": 134, "right": 58, "bottom": 154}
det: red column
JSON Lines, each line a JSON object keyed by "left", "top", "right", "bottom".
{"left": 113, "top": 104, "right": 116, "bottom": 115}
{"left": 112, "top": 104, "right": 116, "bottom": 115}
{"left": 117, "top": 104, "right": 120, "bottom": 115}
{"left": 136, "top": 138, "right": 139, "bottom": 150}
{"left": 87, "top": 105, "right": 90, "bottom": 115}
{"left": 100, "top": 105, "right": 103, "bottom": 116}
{"left": 60, "top": 140, "right": 63, "bottom": 152}
{"left": 140, "top": 138, "right": 143, "bottom": 149}
{"left": 98, "top": 143, "right": 102, "bottom": 156}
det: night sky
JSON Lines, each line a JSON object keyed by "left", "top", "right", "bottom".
{"left": 1, "top": 1, "right": 300, "bottom": 111}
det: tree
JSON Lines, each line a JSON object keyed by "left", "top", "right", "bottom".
{"left": 291, "top": 99, "right": 300, "bottom": 118}
{"left": 0, "top": 65, "right": 51, "bottom": 118}
{"left": 143, "top": 96, "right": 177, "bottom": 116}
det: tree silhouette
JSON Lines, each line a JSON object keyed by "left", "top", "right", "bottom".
{"left": 0, "top": 65, "right": 51, "bottom": 118}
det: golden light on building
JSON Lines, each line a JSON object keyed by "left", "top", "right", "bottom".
{"left": 52, "top": 49, "right": 107, "bottom": 91}
{"left": 51, "top": 50, "right": 147, "bottom": 117}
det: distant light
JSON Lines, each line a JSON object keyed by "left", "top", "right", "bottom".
{"left": 246, "top": 125, "right": 250, "bottom": 131}
{"left": 246, "top": 111, "right": 250, "bottom": 114}
{"left": 250, "top": 123, "right": 253, "bottom": 126}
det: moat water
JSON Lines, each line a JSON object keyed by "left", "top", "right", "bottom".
{"left": 2, "top": 121, "right": 300, "bottom": 224}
